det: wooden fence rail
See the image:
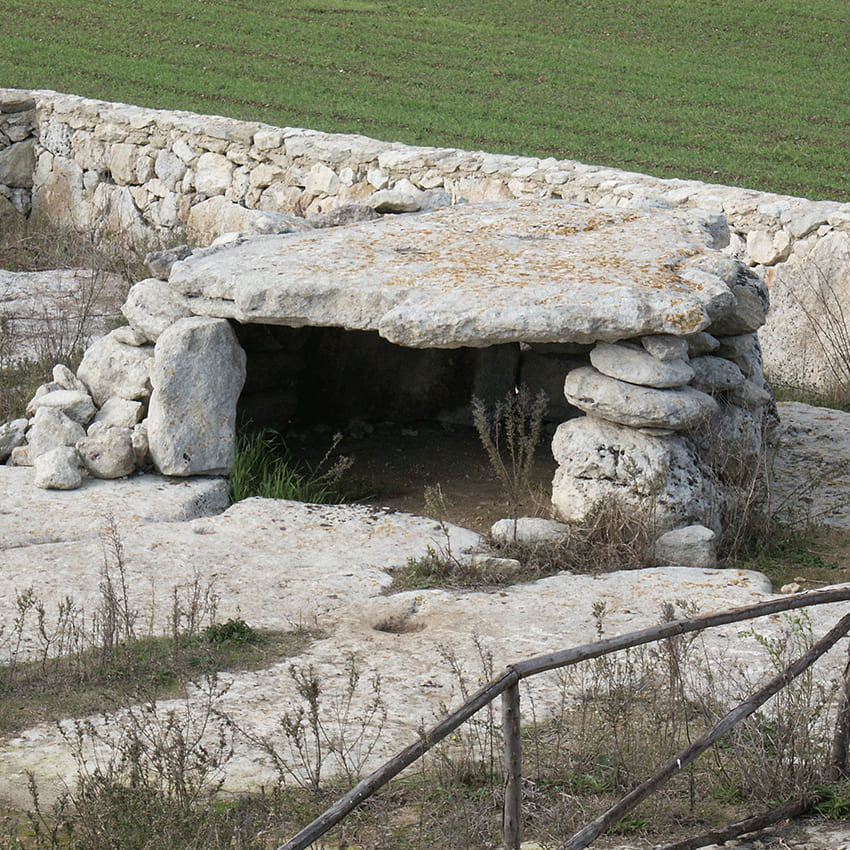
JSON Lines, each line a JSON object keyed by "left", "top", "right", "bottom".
{"left": 277, "top": 586, "right": 850, "bottom": 850}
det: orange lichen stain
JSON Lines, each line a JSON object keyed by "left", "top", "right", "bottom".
{"left": 662, "top": 301, "right": 707, "bottom": 333}
{"left": 554, "top": 210, "right": 641, "bottom": 236}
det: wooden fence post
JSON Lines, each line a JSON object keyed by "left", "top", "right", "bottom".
{"left": 503, "top": 682, "right": 522, "bottom": 850}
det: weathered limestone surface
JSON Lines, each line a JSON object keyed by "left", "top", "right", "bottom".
{"left": 0, "top": 466, "right": 230, "bottom": 547}
{"left": 3, "top": 469, "right": 848, "bottom": 816}
{"left": 760, "top": 230, "right": 850, "bottom": 392}
{"left": 769, "top": 402, "right": 850, "bottom": 528}
{"left": 168, "top": 201, "right": 740, "bottom": 348}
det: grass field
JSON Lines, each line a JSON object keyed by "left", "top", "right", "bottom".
{"left": 0, "top": 0, "right": 850, "bottom": 200}
{"left": 1, "top": 1, "right": 848, "bottom": 199}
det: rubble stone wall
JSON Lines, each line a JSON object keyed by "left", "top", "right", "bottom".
{"left": 2, "top": 88, "right": 850, "bottom": 392}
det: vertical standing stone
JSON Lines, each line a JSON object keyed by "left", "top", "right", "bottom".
{"left": 147, "top": 317, "right": 246, "bottom": 476}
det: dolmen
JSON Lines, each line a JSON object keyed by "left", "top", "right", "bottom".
{"left": 3, "top": 199, "right": 774, "bottom": 559}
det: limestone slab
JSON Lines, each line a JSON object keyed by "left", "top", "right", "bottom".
{"left": 0, "top": 466, "right": 230, "bottom": 548}
{"left": 168, "top": 201, "right": 740, "bottom": 348}
{"left": 564, "top": 366, "right": 717, "bottom": 430}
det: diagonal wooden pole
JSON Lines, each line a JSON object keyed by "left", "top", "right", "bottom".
{"left": 562, "top": 611, "right": 850, "bottom": 850}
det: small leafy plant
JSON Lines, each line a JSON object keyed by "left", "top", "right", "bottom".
{"left": 472, "top": 385, "right": 548, "bottom": 541}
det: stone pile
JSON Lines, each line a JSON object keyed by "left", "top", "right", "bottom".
{"left": 551, "top": 300, "right": 776, "bottom": 546}
{"left": 0, "top": 94, "right": 35, "bottom": 221}
{"left": 1, "top": 315, "right": 247, "bottom": 486}
{"left": 2, "top": 88, "right": 850, "bottom": 392}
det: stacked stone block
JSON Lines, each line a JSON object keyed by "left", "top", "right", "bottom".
{"left": 551, "top": 268, "right": 774, "bottom": 548}
{"left": 0, "top": 94, "right": 36, "bottom": 219}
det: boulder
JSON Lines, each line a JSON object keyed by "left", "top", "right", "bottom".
{"left": 76, "top": 330, "right": 154, "bottom": 405}
{"left": 76, "top": 428, "right": 136, "bottom": 479}
{"left": 308, "top": 203, "right": 379, "bottom": 228}
{"left": 590, "top": 341, "right": 694, "bottom": 388}
{"left": 108, "top": 142, "right": 139, "bottom": 186}
{"left": 551, "top": 416, "right": 718, "bottom": 532}
{"left": 31, "top": 155, "right": 85, "bottom": 229}
{"left": 33, "top": 446, "right": 82, "bottom": 490}
{"left": 715, "top": 333, "right": 757, "bottom": 360}
{"left": 727, "top": 377, "right": 774, "bottom": 410}
{"left": 52, "top": 364, "right": 88, "bottom": 393}
{"left": 144, "top": 245, "right": 192, "bottom": 281}
{"left": 0, "top": 138, "right": 35, "bottom": 187}
{"left": 688, "top": 355, "right": 746, "bottom": 394}
{"left": 25, "top": 388, "right": 96, "bottom": 426}
{"left": 186, "top": 196, "right": 310, "bottom": 243}
{"left": 147, "top": 317, "right": 246, "bottom": 476}
{"left": 367, "top": 188, "right": 420, "bottom": 213}
{"left": 0, "top": 418, "right": 27, "bottom": 462}
{"left": 194, "top": 151, "right": 233, "bottom": 196}
{"left": 654, "top": 525, "right": 717, "bottom": 569}
{"left": 686, "top": 332, "right": 720, "bottom": 356}
{"left": 26, "top": 407, "right": 86, "bottom": 460}
{"left": 640, "top": 333, "right": 690, "bottom": 362}
{"left": 746, "top": 229, "right": 792, "bottom": 266}
{"left": 154, "top": 149, "right": 187, "bottom": 190}
{"left": 9, "top": 445, "right": 29, "bottom": 466}
{"left": 490, "top": 517, "right": 570, "bottom": 545}
{"left": 131, "top": 421, "right": 149, "bottom": 466}
{"left": 89, "top": 396, "right": 145, "bottom": 430}
{"left": 707, "top": 268, "right": 769, "bottom": 335}
{"left": 122, "top": 278, "right": 194, "bottom": 342}
{"left": 92, "top": 183, "right": 152, "bottom": 246}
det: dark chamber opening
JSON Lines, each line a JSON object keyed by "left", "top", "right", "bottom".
{"left": 233, "top": 322, "right": 586, "bottom": 434}
{"left": 230, "top": 322, "right": 587, "bottom": 530}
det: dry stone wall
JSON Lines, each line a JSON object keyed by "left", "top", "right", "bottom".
{"left": 2, "top": 87, "right": 849, "bottom": 393}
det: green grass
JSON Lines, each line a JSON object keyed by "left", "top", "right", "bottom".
{"left": 1, "top": 0, "right": 848, "bottom": 200}
{"left": 0, "top": 623, "right": 317, "bottom": 736}
{"left": 228, "top": 429, "right": 352, "bottom": 503}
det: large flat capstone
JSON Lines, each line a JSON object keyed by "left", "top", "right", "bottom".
{"left": 168, "top": 200, "right": 738, "bottom": 347}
